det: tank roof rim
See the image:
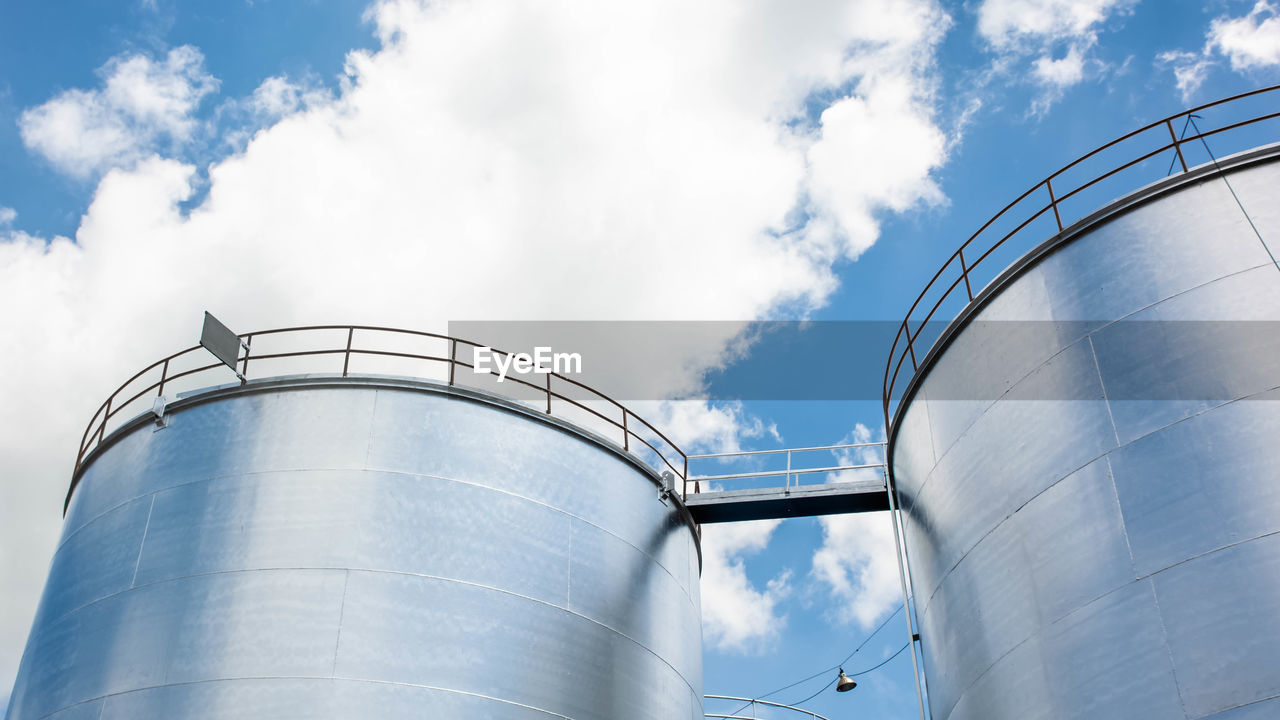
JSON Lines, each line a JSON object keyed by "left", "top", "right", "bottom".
{"left": 66, "top": 373, "right": 703, "bottom": 566}
{"left": 884, "top": 141, "right": 1280, "bottom": 466}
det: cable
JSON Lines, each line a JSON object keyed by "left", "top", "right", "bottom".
{"left": 786, "top": 675, "right": 839, "bottom": 707}
{"left": 786, "top": 641, "right": 911, "bottom": 708}
{"left": 727, "top": 602, "right": 906, "bottom": 715}
{"left": 848, "top": 640, "right": 911, "bottom": 677}
{"left": 1187, "top": 115, "right": 1280, "bottom": 275}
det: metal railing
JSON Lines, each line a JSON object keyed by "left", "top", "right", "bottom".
{"left": 686, "top": 441, "right": 885, "bottom": 494}
{"left": 704, "top": 695, "right": 832, "bottom": 720}
{"left": 69, "top": 325, "right": 688, "bottom": 506}
{"left": 882, "top": 84, "right": 1280, "bottom": 429}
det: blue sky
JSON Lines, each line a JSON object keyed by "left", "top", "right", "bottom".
{"left": 2, "top": 0, "right": 1279, "bottom": 717}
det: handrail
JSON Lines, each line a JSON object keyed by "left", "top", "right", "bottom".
{"left": 687, "top": 442, "right": 886, "bottom": 494}
{"left": 704, "top": 695, "right": 832, "bottom": 720}
{"left": 68, "top": 325, "right": 688, "bottom": 511}
{"left": 882, "top": 85, "right": 1280, "bottom": 432}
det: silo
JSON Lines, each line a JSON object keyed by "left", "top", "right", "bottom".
{"left": 886, "top": 101, "right": 1280, "bottom": 717}
{"left": 6, "top": 367, "right": 703, "bottom": 719}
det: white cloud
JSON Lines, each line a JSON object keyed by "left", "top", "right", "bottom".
{"left": 1157, "top": 50, "right": 1215, "bottom": 102}
{"left": 0, "top": 208, "right": 15, "bottom": 227}
{"left": 18, "top": 46, "right": 217, "bottom": 179}
{"left": 1209, "top": 1, "right": 1280, "bottom": 70}
{"left": 1032, "top": 44, "right": 1086, "bottom": 88}
{"left": 976, "top": 0, "right": 1134, "bottom": 50}
{"left": 809, "top": 425, "right": 903, "bottom": 628}
{"left": 701, "top": 520, "right": 790, "bottom": 652}
{"left": 0, "top": 0, "right": 951, "bottom": 689}
{"left": 653, "top": 401, "right": 780, "bottom": 456}
{"left": 1157, "top": 2, "right": 1280, "bottom": 103}
{"left": 804, "top": 78, "right": 948, "bottom": 259}
{"left": 974, "top": 0, "right": 1135, "bottom": 112}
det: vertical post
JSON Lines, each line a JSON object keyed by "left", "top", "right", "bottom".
{"left": 1046, "top": 178, "right": 1064, "bottom": 232}
{"left": 448, "top": 339, "right": 456, "bottom": 386}
{"left": 1166, "top": 118, "right": 1189, "bottom": 173}
{"left": 904, "top": 321, "right": 918, "bottom": 371}
{"left": 240, "top": 334, "right": 253, "bottom": 383}
{"left": 97, "top": 397, "right": 111, "bottom": 444}
{"left": 884, "top": 462, "right": 929, "bottom": 720}
{"left": 342, "top": 328, "right": 354, "bottom": 377}
{"left": 158, "top": 358, "right": 170, "bottom": 396}
{"left": 622, "top": 411, "right": 630, "bottom": 452}
{"left": 545, "top": 372, "right": 552, "bottom": 414}
{"left": 959, "top": 248, "right": 973, "bottom": 302}
{"left": 785, "top": 450, "right": 792, "bottom": 493}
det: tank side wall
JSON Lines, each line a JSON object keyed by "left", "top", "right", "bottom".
{"left": 893, "top": 158, "right": 1280, "bottom": 720}
{"left": 8, "top": 385, "right": 702, "bottom": 720}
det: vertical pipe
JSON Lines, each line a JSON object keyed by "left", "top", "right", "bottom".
{"left": 885, "top": 462, "right": 928, "bottom": 720}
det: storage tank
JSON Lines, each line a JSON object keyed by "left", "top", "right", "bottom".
{"left": 886, "top": 99, "right": 1280, "bottom": 718}
{"left": 6, "top": 362, "right": 703, "bottom": 719}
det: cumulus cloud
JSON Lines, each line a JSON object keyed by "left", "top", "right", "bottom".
{"left": 976, "top": 0, "right": 1134, "bottom": 49}
{"left": 974, "top": 0, "right": 1136, "bottom": 112}
{"left": 1157, "top": 50, "right": 1215, "bottom": 101}
{"left": 0, "top": 0, "right": 952, "bottom": 686}
{"left": 1032, "top": 44, "right": 1086, "bottom": 88}
{"left": 700, "top": 520, "right": 791, "bottom": 652}
{"left": 810, "top": 425, "right": 903, "bottom": 628}
{"left": 0, "top": 208, "right": 15, "bottom": 227}
{"left": 1210, "top": 1, "right": 1280, "bottom": 70}
{"left": 1158, "top": 2, "right": 1280, "bottom": 102}
{"left": 18, "top": 46, "right": 218, "bottom": 179}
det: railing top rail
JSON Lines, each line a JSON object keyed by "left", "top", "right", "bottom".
{"left": 68, "top": 324, "right": 688, "bottom": 512}
{"left": 882, "top": 84, "right": 1280, "bottom": 435}
{"left": 687, "top": 441, "right": 885, "bottom": 460}
{"left": 691, "top": 462, "right": 885, "bottom": 483}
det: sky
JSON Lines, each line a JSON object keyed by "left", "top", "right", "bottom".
{"left": 1, "top": 0, "right": 1279, "bottom": 717}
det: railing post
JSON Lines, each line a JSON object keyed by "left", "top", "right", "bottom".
{"left": 240, "top": 334, "right": 253, "bottom": 383}
{"left": 785, "top": 450, "right": 792, "bottom": 493}
{"left": 1046, "top": 178, "right": 1064, "bottom": 232}
{"left": 904, "top": 321, "right": 918, "bottom": 371}
{"left": 157, "top": 358, "right": 170, "bottom": 396}
{"left": 959, "top": 248, "right": 974, "bottom": 302}
{"left": 1166, "top": 117, "right": 1189, "bottom": 173}
{"left": 622, "top": 411, "right": 630, "bottom": 452}
{"left": 448, "top": 339, "right": 456, "bottom": 386}
{"left": 97, "top": 397, "right": 111, "bottom": 444}
{"left": 342, "top": 328, "right": 354, "bottom": 377}
{"left": 545, "top": 372, "right": 552, "bottom": 414}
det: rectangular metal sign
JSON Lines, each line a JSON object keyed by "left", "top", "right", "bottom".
{"left": 200, "top": 311, "right": 242, "bottom": 372}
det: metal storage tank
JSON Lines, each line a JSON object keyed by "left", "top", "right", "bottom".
{"left": 6, "top": 343, "right": 703, "bottom": 719}
{"left": 885, "top": 95, "right": 1280, "bottom": 719}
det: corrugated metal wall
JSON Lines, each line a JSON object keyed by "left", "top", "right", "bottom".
{"left": 892, "top": 152, "right": 1280, "bottom": 720}
{"left": 7, "top": 379, "right": 702, "bottom": 719}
